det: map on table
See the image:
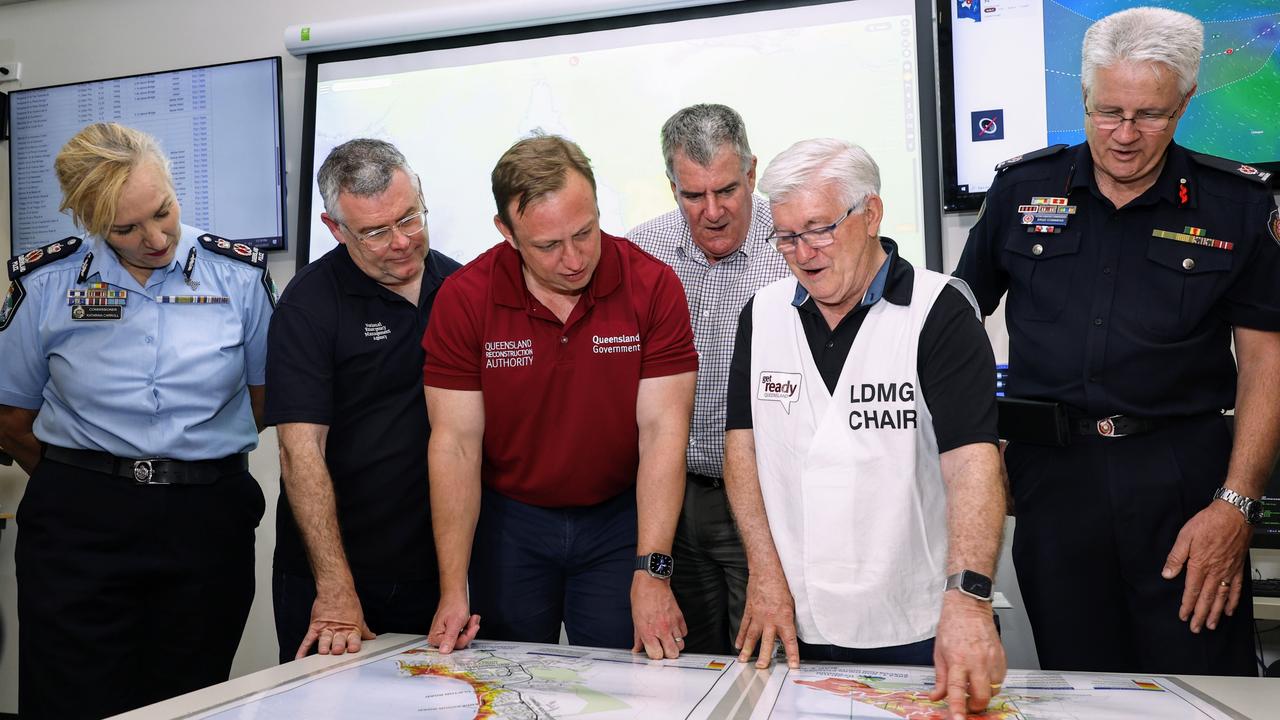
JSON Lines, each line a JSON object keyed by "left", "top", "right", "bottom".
{"left": 194, "top": 639, "right": 1240, "bottom": 719}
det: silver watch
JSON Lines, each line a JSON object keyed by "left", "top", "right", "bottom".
{"left": 1213, "top": 487, "right": 1262, "bottom": 525}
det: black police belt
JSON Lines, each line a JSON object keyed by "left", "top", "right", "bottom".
{"left": 687, "top": 472, "right": 724, "bottom": 489}
{"left": 44, "top": 445, "right": 247, "bottom": 485}
{"left": 997, "top": 398, "right": 1220, "bottom": 446}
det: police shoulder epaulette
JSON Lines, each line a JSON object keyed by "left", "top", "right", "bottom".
{"left": 1188, "top": 152, "right": 1273, "bottom": 184}
{"left": 994, "top": 144, "right": 1069, "bottom": 174}
{"left": 198, "top": 234, "right": 269, "bottom": 268}
{"left": 7, "top": 236, "right": 83, "bottom": 280}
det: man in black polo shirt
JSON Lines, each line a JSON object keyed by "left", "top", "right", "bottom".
{"left": 266, "top": 139, "right": 460, "bottom": 662}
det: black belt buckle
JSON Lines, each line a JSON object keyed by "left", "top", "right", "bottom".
{"left": 132, "top": 458, "right": 167, "bottom": 485}
{"left": 1095, "top": 415, "right": 1127, "bottom": 438}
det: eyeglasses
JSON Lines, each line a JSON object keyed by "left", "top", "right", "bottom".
{"left": 767, "top": 206, "right": 860, "bottom": 253}
{"left": 1085, "top": 109, "right": 1178, "bottom": 133}
{"left": 342, "top": 204, "right": 428, "bottom": 250}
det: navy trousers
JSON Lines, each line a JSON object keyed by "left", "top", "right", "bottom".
{"left": 468, "top": 486, "right": 637, "bottom": 649}
{"left": 17, "top": 458, "right": 263, "bottom": 719}
{"left": 1006, "top": 413, "right": 1255, "bottom": 676}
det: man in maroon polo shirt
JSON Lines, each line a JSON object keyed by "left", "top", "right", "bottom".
{"left": 423, "top": 135, "right": 698, "bottom": 659}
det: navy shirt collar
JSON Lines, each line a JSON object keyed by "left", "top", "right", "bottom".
{"left": 1069, "top": 141, "right": 1196, "bottom": 209}
{"left": 791, "top": 236, "right": 912, "bottom": 313}
{"left": 330, "top": 242, "right": 448, "bottom": 304}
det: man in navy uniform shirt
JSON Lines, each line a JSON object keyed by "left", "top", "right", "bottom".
{"left": 956, "top": 8, "right": 1280, "bottom": 676}
{"left": 266, "top": 139, "right": 460, "bottom": 662}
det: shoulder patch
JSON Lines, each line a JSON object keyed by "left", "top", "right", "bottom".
{"left": 198, "top": 234, "right": 268, "bottom": 268}
{"left": 1268, "top": 207, "right": 1280, "bottom": 247}
{"left": 8, "top": 236, "right": 83, "bottom": 280}
{"left": 1188, "top": 152, "right": 1273, "bottom": 184}
{"left": 994, "top": 144, "right": 1069, "bottom": 174}
{"left": 0, "top": 279, "right": 27, "bottom": 332}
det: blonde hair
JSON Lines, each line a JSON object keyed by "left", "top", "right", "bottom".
{"left": 54, "top": 123, "right": 172, "bottom": 238}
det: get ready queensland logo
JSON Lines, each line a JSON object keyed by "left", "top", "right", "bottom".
{"left": 757, "top": 371, "right": 802, "bottom": 414}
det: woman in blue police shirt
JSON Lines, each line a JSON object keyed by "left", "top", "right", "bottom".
{"left": 0, "top": 123, "right": 274, "bottom": 719}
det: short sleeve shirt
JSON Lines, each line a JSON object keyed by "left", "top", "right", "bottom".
{"left": 627, "top": 194, "right": 790, "bottom": 478}
{"left": 423, "top": 233, "right": 698, "bottom": 507}
{"left": 0, "top": 225, "right": 272, "bottom": 460}
{"left": 727, "top": 239, "right": 998, "bottom": 453}
{"left": 955, "top": 142, "right": 1280, "bottom": 417}
{"left": 265, "top": 245, "right": 460, "bottom": 580}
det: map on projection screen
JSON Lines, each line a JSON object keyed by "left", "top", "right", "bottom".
{"left": 193, "top": 639, "right": 1240, "bottom": 719}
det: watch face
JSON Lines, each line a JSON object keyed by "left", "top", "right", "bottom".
{"left": 962, "top": 571, "right": 993, "bottom": 599}
{"left": 1246, "top": 500, "right": 1263, "bottom": 525}
{"left": 649, "top": 553, "right": 674, "bottom": 577}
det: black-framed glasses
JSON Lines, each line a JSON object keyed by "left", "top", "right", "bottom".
{"left": 342, "top": 201, "right": 429, "bottom": 250}
{"left": 1085, "top": 108, "right": 1179, "bottom": 133}
{"left": 767, "top": 206, "right": 860, "bottom": 253}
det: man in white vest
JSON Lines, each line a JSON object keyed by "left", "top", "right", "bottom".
{"left": 724, "top": 139, "right": 1007, "bottom": 720}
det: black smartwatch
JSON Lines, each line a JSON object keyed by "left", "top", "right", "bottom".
{"left": 1213, "top": 487, "right": 1263, "bottom": 525}
{"left": 634, "top": 552, "right": 674, "bottom": 579}
{"left": 944, "top": 570, "right": 994, "bottom": 602}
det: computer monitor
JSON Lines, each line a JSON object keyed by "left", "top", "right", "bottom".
{"left": 1253, "top": 458, "right": 1280, "bottom": 550}
{"left": 7, "top": 57, "right": 287, "bottom": 252}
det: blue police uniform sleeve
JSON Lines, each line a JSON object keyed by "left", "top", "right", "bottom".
{"left": 242, "top": 276, "right": 273, "bottom": 386}
{"left": 954, "top": 185, "right": 1010, "bottom": 318}
{"left": 0, "top": 275, "right": 51, "bottom": 409}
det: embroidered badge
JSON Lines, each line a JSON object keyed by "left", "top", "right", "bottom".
{"left": 0, "top": 280, "right": 26, "bottom": 332}
{"left": 1269, "top": 208, "right": 1280, "bottom": 247}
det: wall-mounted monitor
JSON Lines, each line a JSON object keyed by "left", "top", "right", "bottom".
{"left": 299, "top": 0, "right": 943, "bottom": 271}
{"left": 939, "top": 1, "right": 1280, "bottom": 212}
{"left": 7, "top": 57, "right": 287, "bottom": 253}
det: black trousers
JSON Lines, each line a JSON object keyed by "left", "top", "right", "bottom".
{"left": 671, "top": 476, "right": 748, "bottom": 655}
{"left": 1006, "top": 413, "right": 1255, "bottom": 676}
{"left": 16, "top": 458, "right": 264, "bottom": 719}
{"left": 272, "top": 570, "right": 440, "bottom": 664}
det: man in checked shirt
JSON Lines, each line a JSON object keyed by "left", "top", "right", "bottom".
{"left": 627, "top": 104, "right": 790, "bottom": 654}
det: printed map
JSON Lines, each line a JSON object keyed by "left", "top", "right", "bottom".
{"left": 194, "top": 640, "right": 1238, "bottom": 719}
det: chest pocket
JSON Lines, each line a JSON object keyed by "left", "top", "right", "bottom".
{"left": 1140, "top": 237, "right": 1232, "bottom": 338}
{"left": 1003, "top": 230, "right": 1082, "bottom": 322}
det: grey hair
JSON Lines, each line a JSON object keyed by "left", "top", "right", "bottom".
{"left": 758, "top": 138, "right": 880, "bottom": 210}
{"left": 317, "top": 138, "right": 418, "bottom": 222}
{"left": 1082, "top": 7, "right": 1203, "bottom": 99}
{"left": 661, "top": 104, "right": 753, "bottom": 182}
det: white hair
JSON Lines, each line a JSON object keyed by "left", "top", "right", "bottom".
{"left": 758, "top": 138, "right": 880, "bottom": 209}
{"left": 1082, "top": 7, "right": 1203, "bottom": 98}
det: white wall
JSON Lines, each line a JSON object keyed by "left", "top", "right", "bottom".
{"left": 0, "top": 0, "right": 1277, "bottom": 713}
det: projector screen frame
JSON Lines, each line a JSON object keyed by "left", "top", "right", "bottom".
{"left": 297, "top": 0, "right": 944, "bottom": 272}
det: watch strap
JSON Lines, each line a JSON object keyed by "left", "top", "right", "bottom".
{"left": 1213, "top": 487, "right": 1260, "bottom": 524}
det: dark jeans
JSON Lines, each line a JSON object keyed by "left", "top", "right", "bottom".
{"left": 798, "top": 636, "right": 936, "bottom": 665}
{"left": 272, "top": 570, "right": 441, "bottom": 664}
{"left": 671, "top": 475, "right": 748, "bottom": 654}
{"left": 1006, "top": 414, "right": 1255, "bottom": 676}
{"left": 468, "top": 486, "right": 637, "bottom": 649}
{"left": 17, "top": 458, "right": 263, "bottom": 719}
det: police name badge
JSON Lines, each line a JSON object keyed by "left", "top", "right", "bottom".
{"left": 71, "top": 305, "right": 123, "bottom": 320}
{"left": 757, "top": 371, "right": 803, "bottom": 415}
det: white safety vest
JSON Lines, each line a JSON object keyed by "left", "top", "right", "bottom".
{"left": 748, "top": 269, "right": 974, "bottom": 648}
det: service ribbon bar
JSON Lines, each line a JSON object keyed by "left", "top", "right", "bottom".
{"left": 1151, "top": 228, "right": 1233, "bottom": 251}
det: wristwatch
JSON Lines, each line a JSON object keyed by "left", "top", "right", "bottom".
{"left": 944, "top": 570, "right": 994, "bottom": 602}
{"left": 634, "top": 552, "right": 674, "bottom": 579}
{"left": 1213, "top": 487, "right": 1262, "bottom": 525}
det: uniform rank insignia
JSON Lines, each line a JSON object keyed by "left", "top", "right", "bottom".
{"left": 994, "top": 144, "right": 1068, "bottom": 174}
{"left": 1018, "top": 196, "right": 1076, "bottom": 234}
{"left": 8, "top": 236, "right": 81, "bottom": 279}
{"left": 198, "top": 234, "right": 276, "bottom": 308}
{"left": 1188, "top": 152, "right": 1274, "bottom": 184}
{"left": 1151, "top": 226, "right": 1233, "bottom": 251}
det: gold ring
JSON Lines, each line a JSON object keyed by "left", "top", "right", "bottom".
{"left": 1219, "top": 580, "right": 1230, "bottom": 589}
{"left": 989, "top": 683, "right": 1002, "bottom": 690}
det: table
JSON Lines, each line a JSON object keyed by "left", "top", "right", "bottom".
{"left": 111, "top": 633, "right": 1280, "bottom": 720}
